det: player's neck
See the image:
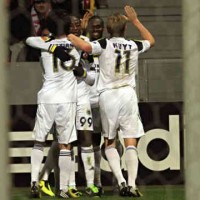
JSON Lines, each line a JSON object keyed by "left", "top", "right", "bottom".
{"left": 110, "top": 33, "right": 124, "bottom": 38}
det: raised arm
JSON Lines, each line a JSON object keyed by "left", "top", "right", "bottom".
{"left": 26, "top": 37, "right": 51, "bottom": 51}
{"left": 26, "top": 36, "right": 75, "bottom": 63}
{"left": 81, "top": 11, "right": 93, "bottom": 34}
{"left": 124, "top": 5, "right": 155, "bottom": 47}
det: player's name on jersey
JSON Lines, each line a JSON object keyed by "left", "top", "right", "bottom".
{"left": 112, "top": 43, "right": 132, "bottom": 50}
{"left": 51, "top": 43, "right": 74, "bottom": 49}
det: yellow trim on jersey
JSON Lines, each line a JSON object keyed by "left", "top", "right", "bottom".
{"left": 48, "top": 44, "right": 57, "bottom": 53}
{"left": 83, "top": 69, "right": 87, "bottom": 78}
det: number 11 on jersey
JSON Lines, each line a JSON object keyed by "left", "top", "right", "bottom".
{"left": 115, "top": 49, "right": 130, "bottom": 74}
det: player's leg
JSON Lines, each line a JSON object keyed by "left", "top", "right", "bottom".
{"left": 99, "top": 90, "right": 127, "bottom": 196}
{"left": 120, "top": 86, "right": 144, "bottom": 197}
{"left": 124, "top": 138, "right": 143, "bottom": 197}
{"left": 39, "top": 140, "right": 59, "bottom": 197}
{"left": 112, "top": 133, "right": 124, "bottom": 194}
{"left": 91, "top": 107, "right": 103, "bottom": 191}
{"left": 31, "top": 141, "right": 45, "bottom": 198}
{"left": 31, "top": 104, "right": 56, "bottom": 198}
{"left": 56, "top": 103, "right": 77, "bottom": 198}
{"left": 93, "top": 137, "right": 103, "bottom": 192}
{"left": 104, "top": 138, "right": 127, "bottom": 196}
{"left": 78, "top": 130, "right": 100, "bottom": 196}
{"left": 57, "top": 143, "right": 73, "bottom": 198}
{"left": 68, "top": 147, "right": 83, "bottom": 198}
{"left": 76, "top": 101, "right": 99, "bottom": 196}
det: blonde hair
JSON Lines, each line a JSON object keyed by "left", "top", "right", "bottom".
{"left": 106, "top": 13, "right": 128, "bottom": 37}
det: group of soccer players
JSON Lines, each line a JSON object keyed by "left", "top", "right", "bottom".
{"left": 26, "top": 4, "right": 155, "bottom": 199}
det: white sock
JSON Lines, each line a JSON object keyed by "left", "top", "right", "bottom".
{"left": 69, "top": 150, "right": 76, "bottom": 189}
{"left": 59, "top": 149, "right": 72, "bottom": 191}
{"left": 105, "top": 147, "right": 126, "bottom": 186}
{"left": 39, "top": 141, "right": 59, "bottom": 181}
{"left": 31, "top": 144, "right": 44, "bottom": 183}
{"left": 125, "top": 146, "right": 138, "bottom": 189}
{"left": 94, "top": 146, "right": 102, "bottom": 187}
{"left": 81, "top": 146, "right": 95, "bottom": 187}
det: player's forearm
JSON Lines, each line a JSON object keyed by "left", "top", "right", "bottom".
{"left": 132, "top": 19, "right": 155, "bottom": 47}
{"left": 26, "top": 37, "right": 49, "bottom": 50}
{"left": 68, "top": 34, "right": 92, "bottom": 53}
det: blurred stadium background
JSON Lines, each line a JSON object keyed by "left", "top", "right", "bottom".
{"left": 4, "top": 0, "right": 188, "bottom": 199}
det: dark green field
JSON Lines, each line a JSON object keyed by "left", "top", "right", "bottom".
{"left": 12, "top": 185, "right": 185, "bottom": 200}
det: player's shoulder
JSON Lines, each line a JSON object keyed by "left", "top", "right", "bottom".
{"left": 125, "top": 38, "right": 146, "bottom": 51}
{"left": 94, "top": 38, "right": 107, "bottom": 49}
{"left": 125, "top": 38, "right": 137, "bottom": 44}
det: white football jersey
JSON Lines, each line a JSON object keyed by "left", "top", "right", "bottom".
{"left": 90, "top": 37, "right": 150, "bottom": 93}
{"left": 26, "top": 37, "right": 80, "bottom": 103}
{"left": 89, "top": 55, "right": 100, "bottom": 108}
{"left": 77, "top": 35, "right": 92, "bottom": 100}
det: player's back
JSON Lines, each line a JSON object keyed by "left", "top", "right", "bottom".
{"left": 97, "top": 37, "right": 139, "bottom": 93}
{"left": 38, "top": 38, "right": 80, "bottom": 104}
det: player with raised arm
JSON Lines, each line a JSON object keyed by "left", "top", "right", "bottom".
{"left": 26, "top": 10, "right": 82, "bottom": 199}
{"left": 66, "top": 5, "right": 155, "bottom": 197}
{"left": 68, "top": 15, "right": 100, "bottom": 197}
{"left": 86, "top": 15, "right": 104, "bottom": 194}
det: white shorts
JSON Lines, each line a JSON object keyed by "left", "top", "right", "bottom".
{"left": 91, "top": 107, "right": 102, "bottom": 133}
{"left": 99, "top": 86, "right": 144, "bottom": 139}
{"left": 76, "top": 95, "right": 93, "bottom": 131}
{"left": 33, "top": 103, "right": 77, "bottom": 144}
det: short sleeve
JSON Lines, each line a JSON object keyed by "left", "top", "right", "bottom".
{"left": 90, "top": 41, "right": 103, "bottom": 55}
{"left": 134, "top": 40, "right": 151, "bottom": 54}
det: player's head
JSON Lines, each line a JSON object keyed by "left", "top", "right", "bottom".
{"left": 106, "top": 13, "right": 127, "bottom": 37}
{"left": 46, "top": 9, "right": 71, "bottom": 37}
{"left": 33, "top": 0, "right": 51, "bottom": 16}
{"left": 87, "top": 16, "right": 104, "bottom": 41}
{"left": 69, "top": 16, "right": 82, "bottom": 37}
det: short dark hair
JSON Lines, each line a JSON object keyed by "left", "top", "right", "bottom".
{"left": 46, "top": 9, "right": 71, "bottom": 36}
{"left": 88, "top": 15, "right": 104, "bottom": 28}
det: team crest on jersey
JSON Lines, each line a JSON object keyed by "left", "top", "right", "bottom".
{"left": 87, "top": 109, "right": 91, "bottom": 115}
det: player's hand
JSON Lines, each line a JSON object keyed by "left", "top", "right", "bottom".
{"left": 124, "top": 5, "right": 138, "bottom": 23}
{"left": 73, "top": 62, "right": 87, "bottom": 78}
{"left": 81, "top": 11, "right": 93, "bottom": 31}
{"left": 48, "top": 45, "right": 71, "bottom": 62}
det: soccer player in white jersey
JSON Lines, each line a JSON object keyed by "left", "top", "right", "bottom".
{"left": 67, "top": 5, "right": 155, "bottom": 197}
{"left": 86, "top": 15, "right": 104, "bottom": 193}
{"left": 26, "top": 10, "right": 82, "bottom": 199}
{"left": 68, "top": 15, "right": 100, "bottom": 197}
{"left": 31, "top": 14, "right": 98, "bottom": 198}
